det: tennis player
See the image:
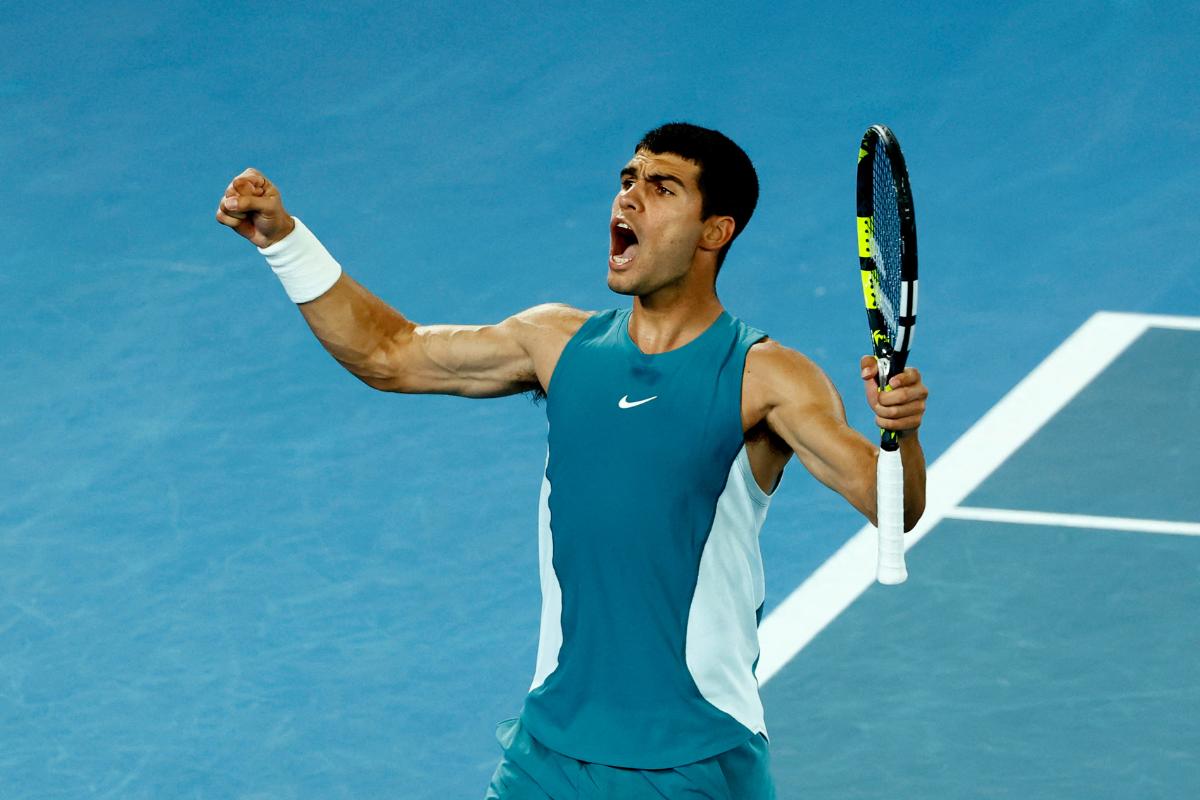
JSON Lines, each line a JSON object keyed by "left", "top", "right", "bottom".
{"left": 216, "top": 122, "right": 928, "bottom": 799}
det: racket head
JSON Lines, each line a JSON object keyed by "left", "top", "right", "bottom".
{"left": 857, "top": 124, "right": 918, "bottom": 448}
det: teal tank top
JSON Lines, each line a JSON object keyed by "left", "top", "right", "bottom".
{"left": 519, "top": 307, "right": 778, "bottom": 769}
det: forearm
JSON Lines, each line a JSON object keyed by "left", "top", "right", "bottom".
{"left": 897, "top": 430, "right": 927, "bottom": 531}
{"left": 260, "top": 218, "right": 414, "bottom": 390}
{"left": 297, "top": 273, "right": 416, "bottom": 390}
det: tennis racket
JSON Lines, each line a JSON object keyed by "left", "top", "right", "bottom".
{"left": 856, "top": 124, "right": 918, "bottom": 585}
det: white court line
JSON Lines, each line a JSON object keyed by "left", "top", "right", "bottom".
{"left": 757, "top": 311, "right": 1200, "bottom": 684}
{"left": 946, "top": 506, "right": 1200, "bottom": 537}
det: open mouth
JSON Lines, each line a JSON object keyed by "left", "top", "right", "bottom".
{"left": 610, "top": 220, "right": 640, "bottom": 266}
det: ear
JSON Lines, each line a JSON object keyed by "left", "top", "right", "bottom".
{"left": 698, "top": 215, "right": 736, "bottom": 252}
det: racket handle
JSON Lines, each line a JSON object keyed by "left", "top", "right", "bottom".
{"left": 876, "top": 447, "right": 908, "bottom": 585}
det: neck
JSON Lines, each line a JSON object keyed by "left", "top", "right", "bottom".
{"left": 624, "top": 247, "right": 724, "bottom": 352}
{"left": 629, "top": 278, "right": 724, "bottom": 355}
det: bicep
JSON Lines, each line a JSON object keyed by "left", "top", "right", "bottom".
{"left": 757, "top": 348, "right": 878, "bottom": 519}
{"left": 378, "top": 307, "right": 559, "bottom": 398}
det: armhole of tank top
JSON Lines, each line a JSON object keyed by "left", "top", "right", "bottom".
{"left": 736, "top": 448, "right": 773, "bottom": 507}
{"left": 544, "top": 308, "right": 609, "bottom": 399}
{"left": 736, "top": 330, "right": 777, "bottom": 506}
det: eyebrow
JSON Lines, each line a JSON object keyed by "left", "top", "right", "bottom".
{"left": 620, "top": 166, "right": 686, "bottom": 190}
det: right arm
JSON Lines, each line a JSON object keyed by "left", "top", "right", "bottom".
{"left": 295, "top": 273, "right": 574, "bottom": 397}
{"left": 215, "top": 168, "right": 586, "bottom": 398}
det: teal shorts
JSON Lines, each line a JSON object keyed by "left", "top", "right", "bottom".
{"left": 484, "top": 718, "right": 776, "bottom": 800}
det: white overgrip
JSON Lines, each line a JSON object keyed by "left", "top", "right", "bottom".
{"left": 876, "top": 447, "right": 908, "bottom": 584}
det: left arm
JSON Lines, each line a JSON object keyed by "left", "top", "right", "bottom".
{"left": 746, "top": 343, "right": 928, "bottom": 530}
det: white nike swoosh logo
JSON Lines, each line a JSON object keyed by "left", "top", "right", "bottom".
{"left": 618, "top": 394, "right": 658, "bottom": 409}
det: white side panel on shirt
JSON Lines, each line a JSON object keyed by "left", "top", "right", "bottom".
{"left": 685, "top": 444, "right": 775, "bottom": 737}
{"left": 530, "top": 449, "right": 564, "bottom": 691}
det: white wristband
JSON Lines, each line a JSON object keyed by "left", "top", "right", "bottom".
{"left": 257, "top": 216, "right": 343, "bottom": 303}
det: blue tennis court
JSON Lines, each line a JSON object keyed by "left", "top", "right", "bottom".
{"left": 2, "top": 3, "right": 1198, "bottom": 798}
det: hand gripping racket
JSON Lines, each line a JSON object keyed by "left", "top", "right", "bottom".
{"left": 857, "top": 124, "right": 918, "bottom": 585}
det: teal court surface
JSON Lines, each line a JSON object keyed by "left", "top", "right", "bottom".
{"left": 761, "top": 312, "right": 1200, "bottom": 798}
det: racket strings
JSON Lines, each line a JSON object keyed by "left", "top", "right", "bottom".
{"left": 870, "top": 148, "right": 904, "bottom": 341}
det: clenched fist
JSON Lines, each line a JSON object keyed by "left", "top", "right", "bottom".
{"left": 215, "top": 168, "right": 295, "bottom": 248}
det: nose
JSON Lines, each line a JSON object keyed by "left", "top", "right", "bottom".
{"left": 618, "top": 180, "right": 643, "bottom": 213}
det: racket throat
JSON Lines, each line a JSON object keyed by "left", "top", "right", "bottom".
{"left": 875, "top": 354, "right": 893, "bottom": 388}
{"left": 874, "top": 344, "right": 908, "bottom": 387}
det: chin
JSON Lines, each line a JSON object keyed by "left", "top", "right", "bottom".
{"left": 606, "top": 269, "right": 639, "bottom": 296}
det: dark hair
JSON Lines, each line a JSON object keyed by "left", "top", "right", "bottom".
{"left": 635, "top": 122, "right": 758, "bottom": 272}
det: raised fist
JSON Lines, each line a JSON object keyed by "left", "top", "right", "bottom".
{"left": 215, "top": 168, "right": 295, "bottom": 248}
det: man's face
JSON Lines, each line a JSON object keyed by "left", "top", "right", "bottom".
{"left": 607, "top": 149, "right": 708, "bottom": 296}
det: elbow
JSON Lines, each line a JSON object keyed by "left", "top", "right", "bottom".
{"left": 903, "top": 500, "right": 926, "bottom": 533}
{"left": 327, "top": 353, "right": 400, "bottom": 392}
{"left": 857, "top": 480, "right": 880, "bottom": 529}
{"left": 335, "top": 346, "right": 405, "bottom": 392}
{"left": 353, "top": 323, "right": 419, "bottom": 392}
{"left": 355, "top": 371, "right": 400, "bottom": 393}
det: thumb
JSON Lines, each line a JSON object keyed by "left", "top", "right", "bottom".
{"left": 860, "top": 355, "right": 879, "bottom": 383}
{"left": 222, "top": 194, "right": 276, "bottom": 214}
{"left": 861, "top": 355, "right": 882, "bottom": 409}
